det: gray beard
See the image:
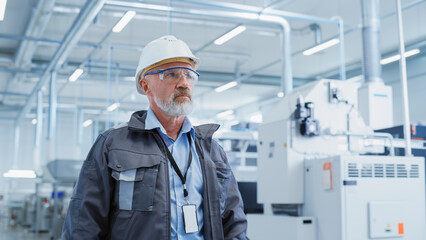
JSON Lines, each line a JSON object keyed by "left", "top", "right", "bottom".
{"left": 154, "top": 91, "right": 193, "bottom": 116}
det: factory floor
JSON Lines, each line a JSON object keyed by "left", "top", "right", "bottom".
{"left": 0, "top": 222, "right": 51, "bottom": 240}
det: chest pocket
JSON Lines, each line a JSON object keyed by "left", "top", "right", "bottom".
{"left": 108, "top": 151, "right": 162, "bottom": 212}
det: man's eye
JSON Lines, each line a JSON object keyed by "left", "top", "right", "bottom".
{"left": 184, "top": 72, "right": 192, "bottom": 78}
{"left": 165, "top": 71, "right": 176, "bottom": 78}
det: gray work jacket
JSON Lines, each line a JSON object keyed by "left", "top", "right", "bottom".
{"left": 62, "top": 110, "right": 248, "bottom": 240}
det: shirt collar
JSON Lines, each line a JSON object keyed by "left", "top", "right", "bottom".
{"left": 145, "top": 107, "right": 194, "bottom": 139}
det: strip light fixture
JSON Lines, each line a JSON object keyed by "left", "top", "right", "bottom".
{"left": 303, "top": 38, "right": 340, "bottom": 56}
{"left": 216, "top": 110, "right": 234, "bottom": 118}
{"left": 0, "top": 0, "right": 7, "bottom": 21}
{"left": 107, "top": 1, "right": 172, "bottom": 12}
{"left": 112, "top": 11, "right": 136, "bottom": 33}
{"left": 214, "top": 25, "right": 247, "bottom": 45}
{"left": 69, "top": 68, "right": 84, "bottom": 82}
{"left": 380, "top": 49, "right": 420, "bottom": 65}
{"left": 83, "top": 119, "right": 93, "bottom": 127}
{"left": 3, "top": 170, "right": 36, "bottom": 179}
{"left": 107, "top": 102, "right": 120, "bottom": 111}
{"left": 215, "top": 81, "right": 238, "bottom": 93}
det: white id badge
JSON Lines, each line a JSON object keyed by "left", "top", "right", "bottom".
{"left": 182, "top": 204, "right": 199, "bottom": 233}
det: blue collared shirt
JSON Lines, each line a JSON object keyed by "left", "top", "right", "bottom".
{"left": 145, "top": 108, "right": 204, "bottom": 240}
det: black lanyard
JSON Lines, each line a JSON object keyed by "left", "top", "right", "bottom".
{"left": 153, "top": 131, "right": 192, "bottom": 198}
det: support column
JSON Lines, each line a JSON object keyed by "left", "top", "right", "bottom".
{"left": 34, "top": 90, "right": 43, "bottom": 172}
{"left": 76, "top": 107, "right": 83, "bottom": 158}
{"left": 395, "top": 0, "right": 412, "bottom": 156}
{"left": 13, "top": 122, "right": 20, "bottom": 169}
{"left": 47, "top": 71, "right": 57, "bottom": 161}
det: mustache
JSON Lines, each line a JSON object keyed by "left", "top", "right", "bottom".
{"left": 172, "top": 88, "right": 192, "bottom": 100}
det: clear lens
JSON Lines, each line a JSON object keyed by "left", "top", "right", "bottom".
{"left": 161, "top": 68, "right": 198, "bottom": 83}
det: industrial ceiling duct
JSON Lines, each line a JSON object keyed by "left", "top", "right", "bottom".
{"left": 361, "top": 0, "right": 383, "bottom": 84}
{"left": 358, "top": 0, "right": 393, "bottom": 131}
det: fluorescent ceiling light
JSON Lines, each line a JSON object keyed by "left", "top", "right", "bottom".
{"left": 216, "top": 110, "right": 234, "bottom": 118}
{"left": 69, "top": 68, "right": 83, "bottom": 82}
{"left": 250, "top": 112, "right": 263, "bottom": 123}
{"left": 277, "top": 92, "right": 284, "bottom": 98}
{"left": 83, "top": 119, "right": 93, "bottom": 127}
{"left": 3, "top": 170, "right": 36, "bottom": 179}
{"left": 215, "top": 81, "right": 238, "bottom": 93}
{"left": 107, "top": 1, "right": 172, "bottom": 12}
{"left": 107, "top": 102, "right": 120, "bottom": 111}
{"left": 31, "top": 119, "right": 37, "bottom": 125}
{"left": 112, "top": 11, "right": 136, "bottom": 33}
{"left": 380, "top": 49, "right": 420, "bottom": 65}
{"left": 303, "top": 38, "right": 340, "bottom": 56}
{"left": 0, "top": 0, "right": 7, "bottom": 21}
{"left": 214, "top": 25, "right": 246, "bottom": 45}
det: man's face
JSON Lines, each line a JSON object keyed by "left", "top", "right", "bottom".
{"left": 141, "top": 62, "right": 195, "bottom": 116}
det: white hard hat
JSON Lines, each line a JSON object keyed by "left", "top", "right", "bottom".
{"left": 135, "top": 35, "right": 200, "bottom": 95}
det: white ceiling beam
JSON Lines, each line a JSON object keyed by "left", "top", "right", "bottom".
{"left": 16, "top": 0, "right": 107, "bottom": 123}
{"left": 14, "top": 0, "right": 56, "bottom": 68}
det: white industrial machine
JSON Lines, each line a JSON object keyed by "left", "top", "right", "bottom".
{"left": 247, "top": 79, "right": 425, "bottom": 240}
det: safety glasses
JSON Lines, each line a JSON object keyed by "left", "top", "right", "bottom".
{"left": 143, "top": 67, "right": 200, "bottom": 83}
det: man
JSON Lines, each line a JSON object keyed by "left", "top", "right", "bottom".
{"left": 62, "top": 35, "right": 248, "bottom": 239}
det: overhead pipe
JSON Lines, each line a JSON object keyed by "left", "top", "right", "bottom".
{"left": 15, "top": 0, "right": 106, "bottom": 123}
{"left": 0, "top": 91, "right": 30, "bottom": 97}
{"left": 106, "top": 0, "right": 293, "bottom": 95}
{"left": 0, "top": 66, "right": 43, "bottom": 75}
{"left": 381, "top": 0, "right": 426, "bottom": 19}
{"left": 309, "top": 24, "right": 322, "bottom": 45}
{"left": 361, "top": 0, "right": 383, "bottom": 84}
{"left": 0, "top": 106, "right": 22, "bottom": 111}
{"left": 259, "top": 15, "right": 292, "bottom": 94}
{"left": 332, "top": 16, "right": 346, "bottom": 80}
{"left": 395, "top": 0, "right": 412, "bottom": 156}
{"left": 0, "top": 53, "right": 13, "bottom": 64}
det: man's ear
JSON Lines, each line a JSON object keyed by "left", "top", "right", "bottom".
{"left": 140, "top": 78, "right": 150, "bottom": 95}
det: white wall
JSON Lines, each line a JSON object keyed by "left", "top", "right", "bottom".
{"left": 383, "top": 55, "right": 426, "bottom": 126}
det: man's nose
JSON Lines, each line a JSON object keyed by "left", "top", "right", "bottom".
{"left": 176, "top": 73, "right": 191, "bottom": 88}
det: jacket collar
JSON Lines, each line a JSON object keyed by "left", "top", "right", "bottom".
{"left": 128, "top": 110, "right": 149, "bottom": 131}
{"left": 128, "top": 110, "right": 220, "bottom": 139}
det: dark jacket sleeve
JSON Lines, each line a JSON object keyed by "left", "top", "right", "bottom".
{"left": 215, "top": 141, "right": 248, "bottom": 240}
{"left": 62, "top": 134, "right": 113, "bottom": 239}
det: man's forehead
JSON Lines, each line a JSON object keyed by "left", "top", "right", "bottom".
{"left": 151, "top": 62, "right": 193, "bottom": 71}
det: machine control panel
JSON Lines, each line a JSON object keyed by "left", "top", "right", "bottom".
{"left": 368, "top": 201, "right": 405, "bottom": 238}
